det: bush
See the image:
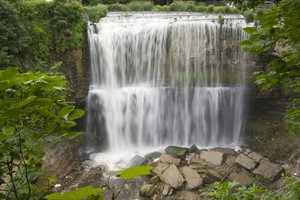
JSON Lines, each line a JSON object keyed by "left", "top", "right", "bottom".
{"left": 107, "top": 3, "right": 129, "bottom": 11}
{"left": 152, "top": 5, "right": 169, "bottom": 11}
{"left": 127, "top": 1, "right": 154, "bottom": 11}
{"left": 85, "top": 5, "right": 107, "bottom": 23}
{"left": 102, "top": 0, "right": 130, "bottom": 4}
{"left": 207, "top": 5, "right": 214, "bottom": 13}
{"left": 243, "top": 10, "right": 255, "bottom": 23}
{"left": 214, "top": 7, "right": 225, "bottom": 14}
{"left": 196, "top": 5, "right": 208, "bottom": 13}
{"left": 169, "top": 1, "right": 196, "bottom": 12}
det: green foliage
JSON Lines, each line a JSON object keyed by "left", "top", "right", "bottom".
{"left": 226, "top": 0, "right": 266, "bottom": 10}
{"left": 240, "top": 0, "right": 300, "bottom": 134}
{"left": 169, "top": 1, "right": 196, "bottom": 12}
{"left": 127, "top": 1, "right": 154, "bottom": 11}
{"left": 207, "top": 5, "right": 215, "bottom": 13}
{"left": 243, "top": 10, "right": 255, "bottom": 23}
{"left": 0, "top": 0, "right": 30, "bottom": 69}
{"left": 85, "top": 5, "right": 108, "bottom": 23}
{"left": 107, "top": 3, "right": 129, "bottom": 11}
{"left": 44, "top": 186, "right": 104, "bottom": 200}
{"left": 0, "top": 67, "right": 85, "bottom": 199}
{"left": 203, "top": 176, "right": 300, "bottom": 200}
{"left": 117, "top": 166, "right": 153, "bottom": 179}
{"left": 101, "top": 0, "right": 130, "bottom": 5}
{"left": 152, "top": 5, "right": 169, "bottom": 11}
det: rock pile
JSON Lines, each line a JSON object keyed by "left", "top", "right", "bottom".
{"left": 132, "top": 145, "right": 284, "bottom": 199}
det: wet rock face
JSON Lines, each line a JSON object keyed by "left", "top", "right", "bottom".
{"left": 137, "top": 146, "right": 285, "bottom": 199}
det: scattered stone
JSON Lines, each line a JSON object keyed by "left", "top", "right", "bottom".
{"left": 162, "top": 184, "right": 173, "bottom": 196}
{"left": 182, "top": 166, "right": 203, "bottom": 189}
{"left": 190, "top": 156, "right": 206, "bottom": 165}
{"left": 247, "top": 151, "right": 264, "bottom": 163}
{"left": 228, "top": 171, "right": 254, "bottom": 186}
{"left": 127, "top": 155, "right": 149, "bottom": 167}
{"left": 165, "top": 146, "right": 189, "bottom": 160}
{"left": 139, "top": 184, "right": 157, "bottom": 198}
{"left": 244, "top": 148, "right": 252, "bottom": 155}
{"left": 159, "top": 154, "right": 181, "bottom": 165}
{"left": 200, "top": 151, "right": 224, "bottom": 166}
{"left": 145, "top": 152, "right": 162, "bottom": 161}
{"left": 252, "top": 159, "right": 284, "bottom": 181}
{"left": 189, "top": 144, "right": 199, "bottom": 154}
{"left": 207, "top": 169, "right": 223, "bottom": 181}
{"left": 211, "top": 147, "right": 236, "bottom": 155}
{"left": 225, "top": 155, "right": 237, "bottom": 167}
{"left": 161, "top": 164, "right": 184, "bottom": 188}
{"left": 150, "top": 176, "right": 160, "bottom": 184}
{"left": 177, "top": 191, "right": 200, "bottom": 200}
{"left": 152, "top": 163, "right": 170, "bottom": 177}
{"left": 235, "top": 153, "right": 257, "bottom": 171}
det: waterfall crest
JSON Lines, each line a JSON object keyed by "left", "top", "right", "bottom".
{"left": 87, "top": 13, "right": 248, "bottom": 153}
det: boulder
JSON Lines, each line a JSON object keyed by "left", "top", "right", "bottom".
{"left": 165, "top": 146, "right": 189, "bottom": 160}
{"left": 228, "top": 171, "right": 254, "bottom": 186}
{"left": 247, "top": 151, "right": 264, "bottom": 163}
{"left": 182, "top": 166, "right": 203, "bottom": 189}
{"left": 235, "top": 153, "right": 257, "bottom": 170}
{"left": 152, "top": 163, "right": 170, "bottom": 177}
{"left": 161, "top": 164, "right": 184, "bottom": 188}
{"left": 199, "top": 151, "right": 225, "bottom": 166}
{"left": 189, "top": 144, "right": 199, "bottom": 154}
{"left": 252, "top": 159, "right": 284, "bottom": 181}
{"left": 159, "top": 154, "right": 181, "bottom": 165}
{"left": 225, "top": 155, "right": 237, "bottom": 167}
{"left": 177, "top": 191, "right": 200, "bottom": 200}
{"left": 162, "top": 184, "right": 173, "bottom": 196}
{"left": 139, "top": 184, "right": 157, "bottom": 198}
{"left": 150, "top": 175, "right": 160, "bottom": 184}
{"left": 127, "top": 155, "right": 149, "bottom": 167}
{"left": 145, "top": 151, "right": 162, "bottom": 161}
{"left": 207, "top": 169, "right": 223, "bottom": 181}
{"left": 190, "top": 156, "right": 206, "bottom": 165}
{"left": 211, "top": 147, "right": 236, "bottom": 155}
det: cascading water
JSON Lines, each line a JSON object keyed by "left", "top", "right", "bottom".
{"left": 87, "top": 13, "right": 248, "bottom": 157}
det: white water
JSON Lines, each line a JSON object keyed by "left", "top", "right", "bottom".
{"left": 87, "top": 12, "right": 248, "bottom": 158}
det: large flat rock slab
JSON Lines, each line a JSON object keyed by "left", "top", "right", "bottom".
{"left": 182, "top": 166, "right": 203, "bottom": 189}
{"left": 199, "top": 150, "right": 224, "bottom": 166}
{"left": 235, "top": 153, "right": 257, "bottom": 170}
{"left": 228, "top": 171, "right": 254, "bottom": 186}
{"left": 165, "top": 146, "right": 189, "bottom": 160}
{"left": 161, "top": 164, "right": 184, "bottom": 188}
{"left": 252, "top": 159, "right": 284, "bottom": 181}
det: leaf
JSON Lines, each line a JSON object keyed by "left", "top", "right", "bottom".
{"left": 16, "top": 96, "right": 37, "bottom": 108}
{"left": 68, "top": 109, "right": 85, "bottom": 121}
{"left": 57, "top": 106, "right": 75, "bottom": 119}
{"left": 118, "top": 166, "right": 153, "bottom": 179}
{"left": 243, "top": 27, "right": 256, "bottom": 34}
{"left": 0, "top": 67, "right": 18, "bottom": 81}
{"left": 63, "top": 132, "right": 85, "bottom": 140}
{"left": 44, "top": 186, "right": 104, "bottom": 200}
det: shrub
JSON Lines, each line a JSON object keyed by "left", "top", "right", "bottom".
{"left": 85, "top": 5, "right": 107, "bottom": 23}
{"left": 243, "top": 10, "right": 254, "bottom": 23}
{"left": 214, "top": 7, "right": 225, "bottom": 14}
{"left": 107, "top": 3, "right": 129, "bottom": 11}
{"left": 196, "top": 5, "right": 208, "bottom": 13}
{"left": 152, "top": 5, "right": 169, "bottom": 11}
{"left": 127, "top": 1, "right": 154, "bottom": 11}
{"left": 207, "top": 5, "right": 214, "bottom": 13}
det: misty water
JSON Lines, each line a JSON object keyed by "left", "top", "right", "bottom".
{"left": 86, "top": 12, "right": 249, "bottom": 168}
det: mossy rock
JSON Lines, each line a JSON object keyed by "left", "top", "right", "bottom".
{"left": 165, "top": 146, "right": 189, "bottom": 160}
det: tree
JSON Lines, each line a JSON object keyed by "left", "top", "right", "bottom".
{"left": 0, "top": 0, "right": 30, "bottom": 69}
{"left": 239, "top": 0, "right": 300, "bottom": 134}
{"left": 0, "top": 67, "right": 84, "bottom": 199}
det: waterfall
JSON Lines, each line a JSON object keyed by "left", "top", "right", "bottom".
{"left": 87, "top": 13, "right": 248, "bottom": 154}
